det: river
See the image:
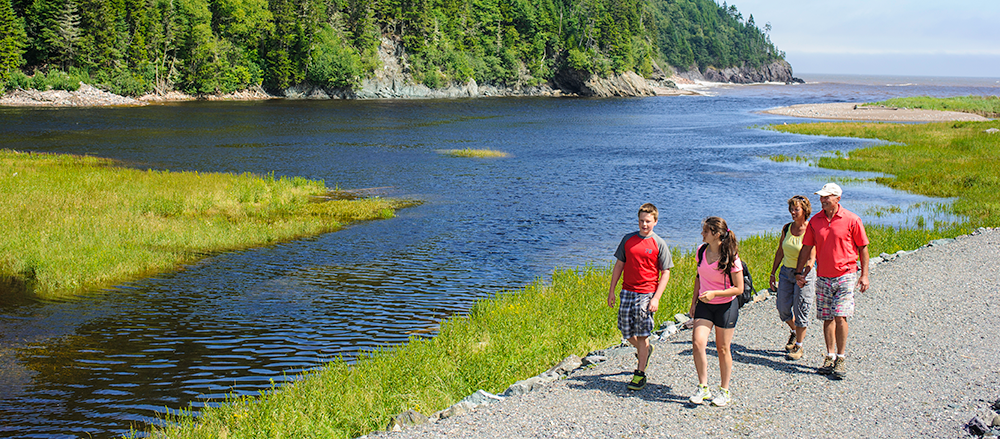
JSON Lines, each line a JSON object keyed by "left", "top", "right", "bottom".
{"left": 0, "top": 73, "right": 997, "bottom": 438}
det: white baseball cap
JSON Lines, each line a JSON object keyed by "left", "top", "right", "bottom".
{"left": 815, "top": 182, "right": 843, "bottom": 197}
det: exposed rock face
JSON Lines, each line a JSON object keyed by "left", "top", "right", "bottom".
{"left": 677, "top": 59, "right": 804, "bottom": 84}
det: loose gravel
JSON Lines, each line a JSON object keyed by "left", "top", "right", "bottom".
{"left": 378, "top": 228, "right": 1000, "bottom": 438}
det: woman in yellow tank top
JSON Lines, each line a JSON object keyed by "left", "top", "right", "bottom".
{"left": 769, "top": 195, "right": 816, "bottom": 361}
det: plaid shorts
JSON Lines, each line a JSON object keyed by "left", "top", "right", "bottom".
{"left": 815, "top": 272, "right": 858, "bottom": 320}
{"left": 618, "top": 289, "right": 654, "bottom": 339}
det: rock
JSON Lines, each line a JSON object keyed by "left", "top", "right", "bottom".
{"left": 435, "top": 401, "right": 476, "bottom": 420}
{"left": 752, "top": 289, "right": 770, "bottom": 303}
{"left": 928, "top": 238, "right": 956, "bottom": 247}
{"left": 984, "top": 128, "right": 1000, "bottom": 134}
{"left": 537, "top": 371, "right": 561, "bottom": 383}
{"left": 869, "top": 256, "right": 883, "bottom": 265}
{"left": 659, "top": 323, "right": 678, "bottom": 336}
{"left": 546, "top": 355, "right": 583, "bottom": 376}
{"left": 993, "top": 412, "right": 1000, "bottom": 427}
{"left": 387, "top": 409, "right": 429, "bottom": 431}
{"left": 968, "top": 416, "right": 991, "bottom": 435}
{"left": 674, "top": 313, "right": 691, "bottom": 326}
{"left": 581, "top": 354, "right": 607, "bottom": 366}
{"left": 675, "top": 60, "right": 803, "bottom": 84}
{"left": 880, "top": 252, "right": 894, "bottom": 260}
{"left": 461, "top": 389, "right": 504, "bottom": 407}
{"left": 503, "top": 376, "right": 546, "bottom": 396}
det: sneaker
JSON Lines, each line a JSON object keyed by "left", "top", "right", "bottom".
{"left": 817, "top": 355, "right": 835, "bottom": 375}
{"left": 831, "top": 357, "right": 847, "bottom": 379}
{"left": 784, "top": 332, "right": 796, "bottom": 351}
{"left": 711, "top": 387, "right": 731, "bottom": 407}
{"left": 786, "top": 344, "right": 804, "bottom": 361}
{"left": 627, "top": 370, "right": 647, "bottom": 391}
{"left": 689, "top": 384, "right": 711, "bottom": 404}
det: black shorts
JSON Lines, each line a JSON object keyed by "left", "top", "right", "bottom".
{"left": 693, "top": 299, "right": 739, "bottom": 329}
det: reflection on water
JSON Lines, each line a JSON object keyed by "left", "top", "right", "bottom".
{"left": 0, "top": 74, "right": 994, "bottom": 437}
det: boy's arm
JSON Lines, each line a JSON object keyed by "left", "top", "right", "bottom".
{"left": 648, "top": 269, "right": 670, "bottom": 313}
{"left": 608, "top": 259, "right": 625, "bottom": 308}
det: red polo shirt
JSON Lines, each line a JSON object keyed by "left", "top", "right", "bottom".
{"left": 803, "top": 205, "right": 869, "bottom": 277}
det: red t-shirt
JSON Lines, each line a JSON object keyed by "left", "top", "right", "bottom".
{"left": 614, "top": 231, "right": 673, "bottom": 294}
{"left": 803, "top": 205, "right": 869, "bottom": 277}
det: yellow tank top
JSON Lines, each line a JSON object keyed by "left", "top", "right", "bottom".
{"left": 781, "top": 226, "right": 804, "bottom": 269}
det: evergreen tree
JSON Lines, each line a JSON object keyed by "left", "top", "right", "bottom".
{"left": 0, "top": 0, "right": 27, "bottom": 85}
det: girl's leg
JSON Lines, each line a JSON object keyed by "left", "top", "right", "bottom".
{"left": 691, "top": 319, "right": 713, "bottom": 385}
{"left": 716, "top": 326, "right": 736, "bottom": 389}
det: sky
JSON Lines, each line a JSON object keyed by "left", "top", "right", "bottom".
{"left": 724, "top": 0, "right": 1000, "bottom": 78}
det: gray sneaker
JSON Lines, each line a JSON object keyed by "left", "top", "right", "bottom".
{"left": 818, "top": 355, "right": 835, "bottom": 375}
{"left": 831, "top": 356, "right": 847, "bottom": 379}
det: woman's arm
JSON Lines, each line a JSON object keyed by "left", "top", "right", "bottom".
{"left": 769, "top": 227, "right": 786, "bottom": 290}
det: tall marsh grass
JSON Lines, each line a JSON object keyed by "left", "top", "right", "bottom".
{"left": 440, "top": 148, "right": 510, "bottom": 158}
{"left": 771, "top": 119, "right": 1000, "bottom": 225}
{"left": 0, "top": 150, "right": 413, "bottom": 297}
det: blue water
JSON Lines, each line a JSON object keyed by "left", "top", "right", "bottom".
{"left": 0, "top": 74, "right": 996, "bottom": 438}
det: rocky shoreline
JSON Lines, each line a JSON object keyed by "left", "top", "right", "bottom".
{"left": 1, "top": 39, "right": 809, "bottom": 107}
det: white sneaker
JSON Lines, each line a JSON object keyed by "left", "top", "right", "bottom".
{"left": 711, "top": 387, "right": 731, "bottom": 406}
{"left": 689, "top": 384, "right": 711, "bottom": 404}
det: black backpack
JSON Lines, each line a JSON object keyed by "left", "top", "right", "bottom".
{"left": 697, "top": 244, "right": 754, "bottom": 307}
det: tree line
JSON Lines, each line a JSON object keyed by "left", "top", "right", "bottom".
{"left": 0, "top": 0, "right": 785, "bottom": 95}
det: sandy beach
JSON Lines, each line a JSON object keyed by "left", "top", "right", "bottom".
{"left": 763, "top": 102, "right": 990, "bottom": 122}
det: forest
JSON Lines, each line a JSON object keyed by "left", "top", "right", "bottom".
{"left": 0, "top": 0, "right": 784, "bottom": 95}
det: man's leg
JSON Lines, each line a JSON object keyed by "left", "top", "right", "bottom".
{"left": 834, "top": 316, "right": 849, "bottom": 355}
{"left": 823, "top": 319, "right": 836, "bottom": 354}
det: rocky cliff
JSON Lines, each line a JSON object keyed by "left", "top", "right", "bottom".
{"left": 280, "top": 39, "right": 801, "bottom": 99}
{"left": 675, "top": 60, "right": 804, "bottom": 84}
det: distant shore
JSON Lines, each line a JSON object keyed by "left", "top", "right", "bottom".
{"left": 762, "top": 102, "right": 990, "bottom": 122}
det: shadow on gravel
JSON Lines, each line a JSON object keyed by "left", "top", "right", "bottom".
{"left": 566, "top": 372, "right": 690, "bottom": 405}
{"left": 731, "top": 342, "right": 818, "bottom": 375}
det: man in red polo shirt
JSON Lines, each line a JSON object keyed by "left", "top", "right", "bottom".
{"left": 795, "top": 183, "right": 870, "bottom": 380}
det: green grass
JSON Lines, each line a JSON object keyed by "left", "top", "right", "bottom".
{"left": 770, "top": 119, "right": 1000, "bottom": 224}
{"left": 439, "top": 148, "right": 510, "bottom": 158}
{"left": 863, "top": 95, "right": 1000, "bottom": 118}
{"left": 0, "top": 150, "right": 415, "bottom": 298}
{"left": 140, "top": 109, "right": 997, "bottom": 439}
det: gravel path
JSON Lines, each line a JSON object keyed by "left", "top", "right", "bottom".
{"left": 761, "top": 102, "right": 990, "bottom": 122}
{"left": 379, "top": 228, "right": 1000, "bottom": 438}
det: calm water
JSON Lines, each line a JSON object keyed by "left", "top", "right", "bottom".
{"left": 0, "top": 74, "right": 997, "bottom": 438}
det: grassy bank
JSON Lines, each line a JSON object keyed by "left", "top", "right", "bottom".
{"left": 864, "top": 95, "right": 1000, "bottom": 118}
{"left": 0, "top": 150, "right": 414, "bottom": 297}
{"left": 143, "top": 115, "right": 996, "bottom": 438}
{"left": 771, "top": 119, "right": 1000, "bottom": 225}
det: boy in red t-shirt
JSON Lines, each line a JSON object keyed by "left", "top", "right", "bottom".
{"left": 607, "top": 203, "right": 674, "bottom": 391}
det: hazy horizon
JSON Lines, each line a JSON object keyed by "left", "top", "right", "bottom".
{"left": 725, "top": 0, "right": 1000, "bottom": 78}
